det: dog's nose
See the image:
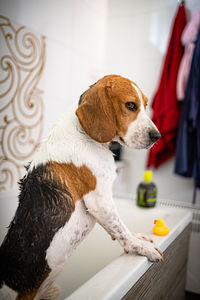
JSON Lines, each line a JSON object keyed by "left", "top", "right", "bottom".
{"left": 149, "top": 131, "right": 161, "bottom": 143}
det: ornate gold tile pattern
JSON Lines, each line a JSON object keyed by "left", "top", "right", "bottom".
{"left": 0, "top": 16, "right": 46, "bottom": 191}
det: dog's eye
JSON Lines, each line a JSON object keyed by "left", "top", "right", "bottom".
{"left": 125, "top": 102, "right": 137, "bottom": 112}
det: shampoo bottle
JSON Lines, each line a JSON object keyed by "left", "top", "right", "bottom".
{"left": 137, "top": 170, "right": 157, "bottom": 207}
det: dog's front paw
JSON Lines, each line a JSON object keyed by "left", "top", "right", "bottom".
{"left": 137, "top": 240, "right": 163, "bottom": 262}
{"left": 125, "top": 240, "right": 163, "bottom": 262}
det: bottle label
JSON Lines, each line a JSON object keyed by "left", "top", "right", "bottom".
{"left": 138, "top": 188, "right": 146, "bottom": 206}
{"left": 147, "top": 197, "right": 156, "bottom": 202}
{"left": 146, "top": 190, "right": 156, "bottom": 203}
{"left": 137, "top": 184, "right": 157, "bottom": 207}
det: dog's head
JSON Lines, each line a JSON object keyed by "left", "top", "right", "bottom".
{"left": 76, "top": 75, "right": 160, "bottom": 149}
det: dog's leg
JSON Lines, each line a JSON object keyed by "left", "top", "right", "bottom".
{"left": 35, "top": 283, "right": 60, "bottom": 300}
{"left": 134, "top": 233, "right": 153, "bottom": 243}
{"left": 84, "top": 194, "right": 163, "bottom": 262}
{"left": 40, "top": 284, "right": 60, "bottom": 300}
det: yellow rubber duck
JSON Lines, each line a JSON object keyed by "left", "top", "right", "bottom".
{"left": 153, "top": 218, "right": 170, "bottom": 236}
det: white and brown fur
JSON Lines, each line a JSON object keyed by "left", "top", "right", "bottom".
{"left": 0, "top": 75, "right": 162, "bottom": 300}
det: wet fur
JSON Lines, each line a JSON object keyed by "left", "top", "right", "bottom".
{"left": 0, "top": 164, "right": 74, "bottom": 294}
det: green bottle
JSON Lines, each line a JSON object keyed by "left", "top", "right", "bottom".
{"left": 137, "top": 170, "right": 157, "bottom": 207}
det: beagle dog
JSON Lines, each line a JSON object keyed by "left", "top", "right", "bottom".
{"left": 0, "top": 75, "right": 162, "bottom": 300}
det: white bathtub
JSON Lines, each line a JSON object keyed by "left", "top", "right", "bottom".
{"left": 55, "top": 196, "right": 192, "bottom": 300}
{"left": 0, "top": 193, "right": 192, "bottom": 300}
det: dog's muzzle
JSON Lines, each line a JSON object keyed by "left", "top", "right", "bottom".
{"left": 149, "top": 130, "right": 161, "bottom": 143}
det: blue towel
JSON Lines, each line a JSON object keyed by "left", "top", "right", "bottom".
{"left": 175, "top": 30, "right": 200, "bottom": 202}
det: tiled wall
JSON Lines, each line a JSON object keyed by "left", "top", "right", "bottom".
{"left": 0, "top": 16, "right": 45, "bottom": 192}
{"left": 1, "top": 0, "right": 200, "bottom": 206}
{"left": 0, "top": 0, "right": 108, "bottom": 239}
{"left": 106, "top": 0, "right": 200, "bottom": 204}
{"left": 1, "top": 0, "right": 108, "bottom": 138}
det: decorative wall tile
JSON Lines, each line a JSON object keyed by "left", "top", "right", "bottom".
{"left": 0, "top": 16, "right": 45, "bottom": 191}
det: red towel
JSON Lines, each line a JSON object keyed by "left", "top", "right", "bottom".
{"left": 147, "top": 3, "right": 187, "bottom": 169}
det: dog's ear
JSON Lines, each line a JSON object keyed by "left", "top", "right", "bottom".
{"left": 76, "top": 84, "right": 117, "bottom": 143}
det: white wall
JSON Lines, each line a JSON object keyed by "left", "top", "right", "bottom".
{"left": 1, "top": 0, "right": 200, "bottom": 230}
{"left": 1, "top": 0, "right": 108, "bottom": 138}
{"left": 106, "top": 0, "right": 200, "bottom": 204}
{"left": 0, "top": 0, "right": 108, "bottom": 237}
{"left": 2, "top": 0, "right": 199, "bottom": 203}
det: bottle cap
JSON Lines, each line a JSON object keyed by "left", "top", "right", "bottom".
{"left": 144, "top": 170, "right": 152, "bottom": 182}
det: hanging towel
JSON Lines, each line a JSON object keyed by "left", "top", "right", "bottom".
{"left": 175, "top": 30, "right": 200, "bottom": 196}
{"left": 177, "top": 10, "right": 200, "bottom": 100}
{"left": 147, "top": 3, "right": 187, "bottom": 169}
